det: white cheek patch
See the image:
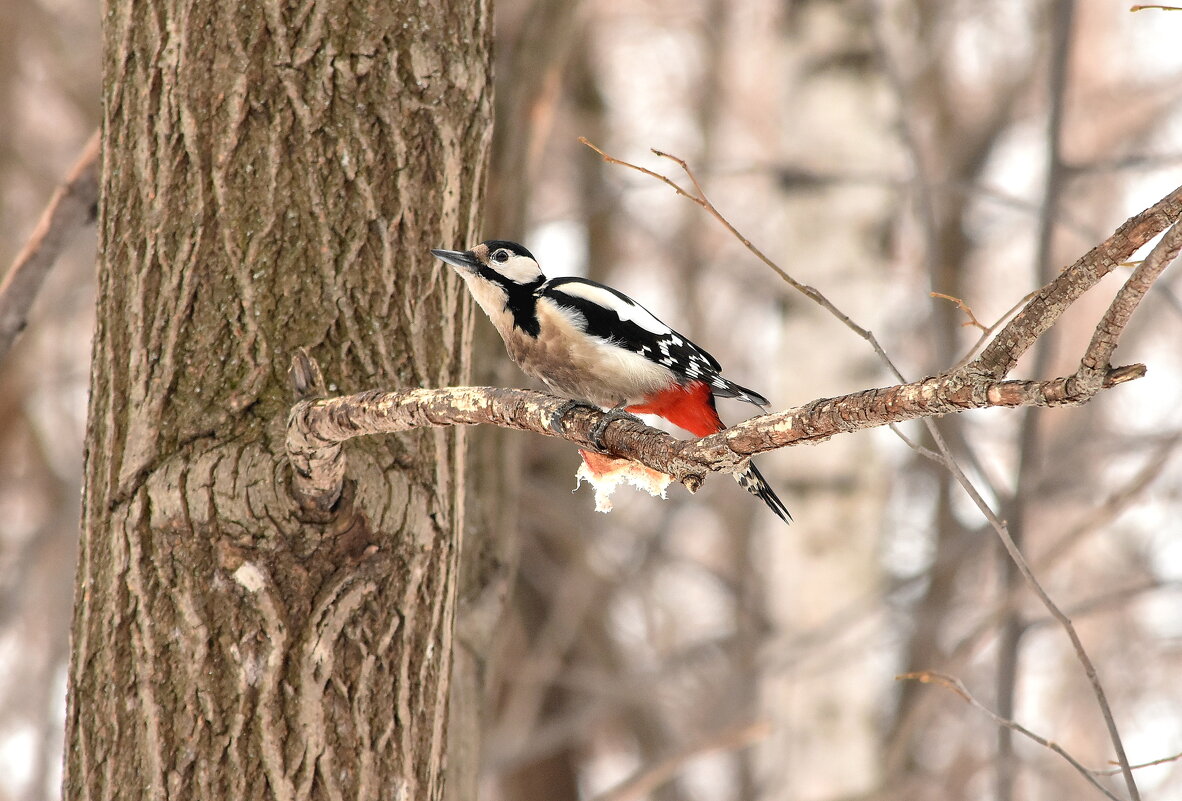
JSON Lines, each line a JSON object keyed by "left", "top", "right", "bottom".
{"left": 551, "top": 283, "right": 672, "bottom": 335}
{"left": 499, "top": 255, "right": 544, "bottom": 284}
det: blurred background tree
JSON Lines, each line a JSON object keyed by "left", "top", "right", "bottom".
{"left": 3, "top": 1, "right": 1182, "bottom": 800}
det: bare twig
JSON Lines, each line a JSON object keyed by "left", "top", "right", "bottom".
{"left": 1081, "top": 220, "right": 1182, "bottom": 378}
{"left": 578, "top": 136, "right": 910, "bottom": 383}
{"left": 930, "top": 292, "right": 987, "bottom": 331}
{"left": 898, "top": 671, "right": 1124, "bottom": 801}
{"left": 0, "top": 129, "right": 101, "bottom": 364}
{"left": 948, "top": 290, "right": 1038, "bottom": 370}
{"left": 1097, "top": 750, "right": 1182, "bottom": 775}
{"left": 588, "top": 720, "right": 770, "bottom": 801}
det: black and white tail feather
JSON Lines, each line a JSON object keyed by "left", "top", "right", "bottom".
{"left": 702, "top": 380, "right": 792, "bottom": 525}
{"left": 736, "top": 460, "right": 792, "bottom": 524}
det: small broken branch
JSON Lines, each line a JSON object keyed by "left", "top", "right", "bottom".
{"left": 0, "top": 129, "right": 101, "bottom": 363}
{"left": 930, "top": 291, "right": 988, "bottom": 331}
{"left": 287, "top": 348, "right": 345, "bottom": 515}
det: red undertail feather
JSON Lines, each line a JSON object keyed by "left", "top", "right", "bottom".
{"left": 627, "top": 380, "right": 793, "bottom": 524}
{"left": 627, "top": 381, "right": 722, "bottom": 438}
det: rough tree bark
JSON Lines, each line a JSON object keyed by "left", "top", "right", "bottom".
{"left": 64, "top": 1, "right": 492, "bottom": 799}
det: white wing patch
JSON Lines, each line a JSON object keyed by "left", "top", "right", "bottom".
{"left": 551, "top": 282, "right": 673, "bottom": 336}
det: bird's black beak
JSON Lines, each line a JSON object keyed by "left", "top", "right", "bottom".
{"left": 431, "top": 248, "right": 481, "bottom": 273}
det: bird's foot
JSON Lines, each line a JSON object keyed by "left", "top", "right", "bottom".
{"left": 548, "top": 399, "right": 599, "bottom": 435}
{"left": 588, "top": 407, "right": 642, "bottom": 451}
{"left": 548, "top": 401, "right": 641, "bottom": 451}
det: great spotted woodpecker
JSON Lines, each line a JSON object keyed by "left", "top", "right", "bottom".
{"left": 432, "top": 240, "right": 791, "bottom": 523}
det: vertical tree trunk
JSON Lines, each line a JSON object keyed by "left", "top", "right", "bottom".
{"left": 65, "top": 1, "right": 492, "bottom": 799}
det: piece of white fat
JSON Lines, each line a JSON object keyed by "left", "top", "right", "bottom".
{"left": 575, "top": 453, "right": 671, "bottom": 513}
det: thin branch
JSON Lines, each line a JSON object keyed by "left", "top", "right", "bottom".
{"left": 587, "top": 720, "right": 771, "bottom": 801}
{"left": 1080, "top": 219, "right": 1182, "bottom": 378}
{"left": 578, "top": 136, "right": 909, "bottom": 383}
{"left": 897, "top": 671, "right": 1124, "bottom": 801}
{"left": 930, "top": 292, "right": 988, "bottom": 331}
{"left": 948, "top": 290, "right": 1038, "bottom": 370}
{"left": 1097, "top": 750, "right": 1182, "bottom": 776}
{"left": 0, "top": 129, "right": 101, "bottom": 364}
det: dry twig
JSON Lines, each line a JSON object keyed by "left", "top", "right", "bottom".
{"left": 1098, "top": 750, "right": 1182, "bottom": 775}
{"left": 897, "top": 671, "right": 1124, "bottom": 801}
{"left": 588, "top": 720, "right": 770, "bottom": 801}
{"left": 0, "top": 129, "right": 100, "bottom": 363}
{"left": 577, "top": 136, "right": 911, "bottom": 383}
{"left": 930, "top": 291, "right": 988, "bottom": 331}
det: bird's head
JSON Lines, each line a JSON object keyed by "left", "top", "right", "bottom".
{"left": 431, "top": 240, "right": 544, "bottom": 288}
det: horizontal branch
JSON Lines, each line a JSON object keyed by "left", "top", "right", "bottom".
{"left": 284, "top": 180, "right": 1180, "bottom": 518}
{"left": 285, "top": 363, "right": 1142, "bottom": 513}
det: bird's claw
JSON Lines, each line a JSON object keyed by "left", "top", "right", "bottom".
{"left": 548, "top": 399, "right": 594, "bottom": 435}
{"left": 548, "top": 401, "right": 640, "bottom": 451}
{"left": 588, "top": 407, "right": 641, "bottom": 451}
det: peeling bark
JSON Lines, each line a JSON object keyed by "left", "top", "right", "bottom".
{"left": 65, "top": 1, "right": 492, "bottom": 799}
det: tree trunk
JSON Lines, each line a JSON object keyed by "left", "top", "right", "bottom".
{"left": 65, "top": 1, "right": 492, "bottom": 799}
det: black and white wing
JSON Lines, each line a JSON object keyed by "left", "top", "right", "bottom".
{"left": 539, "top": 277, "right": 768, "bottom": 407}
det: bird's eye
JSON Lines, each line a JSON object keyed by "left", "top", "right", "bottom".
{"left": 492, "top": 249, "right": 510, "bottom": 263}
